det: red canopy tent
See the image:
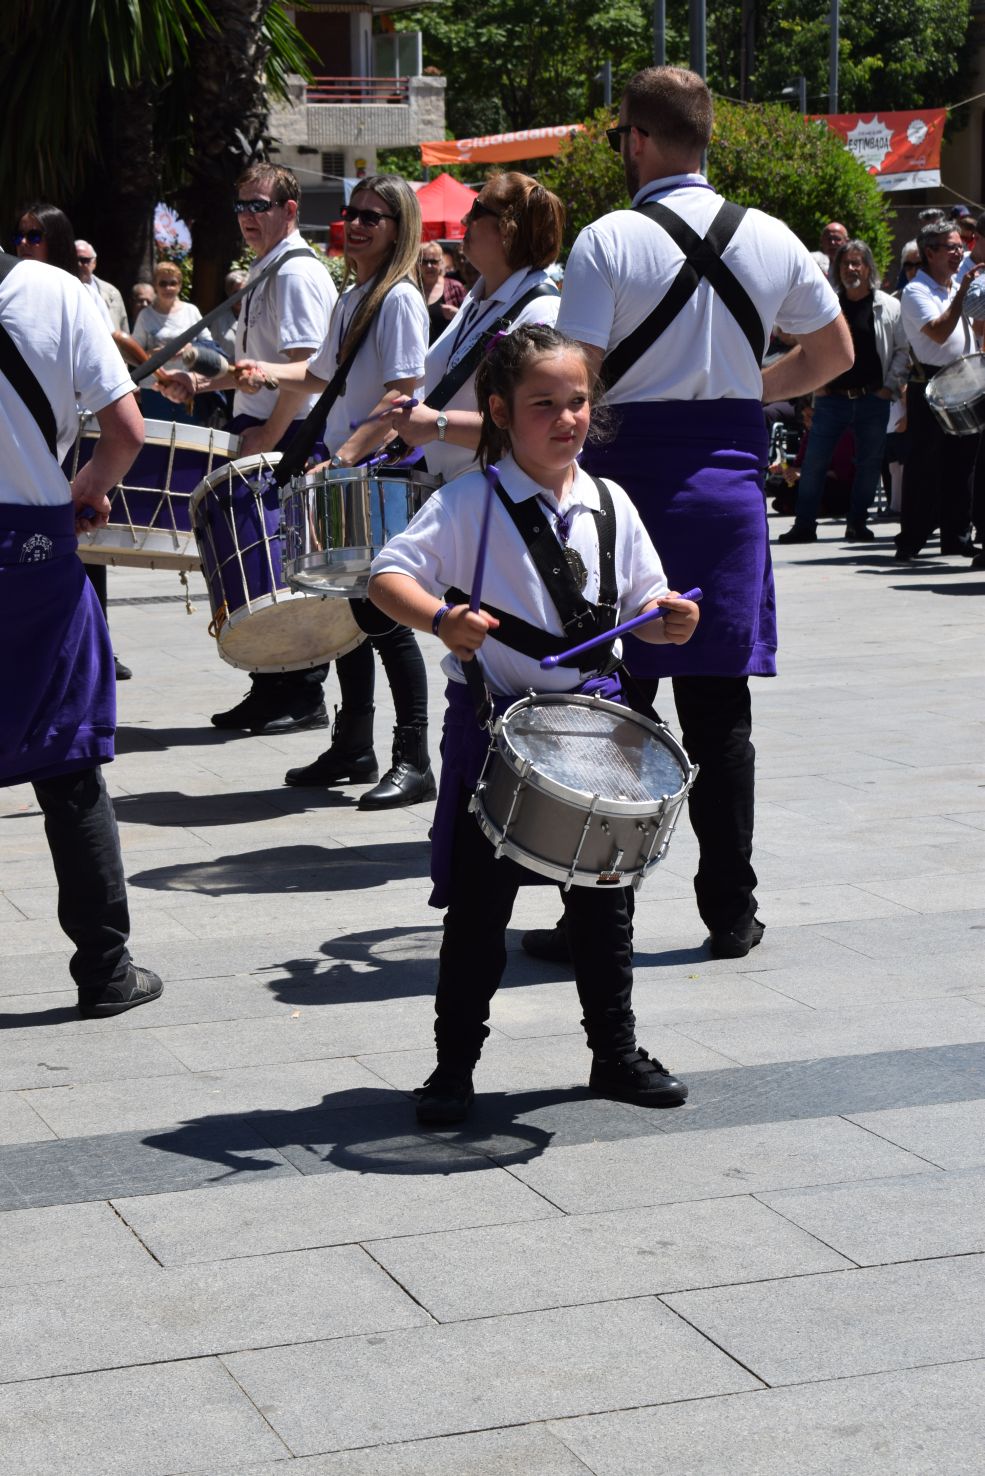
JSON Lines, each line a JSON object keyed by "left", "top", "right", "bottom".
{"left": 415, "top": 172, "right": 477, "bottom": 240}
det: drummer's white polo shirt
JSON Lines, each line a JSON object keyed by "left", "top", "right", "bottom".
{"left": 557, "top": 174, "right": 840, "bottom": 403}
{"left": 233, "top": 231, "right": 337, "bottom": 422}
{"left": 309, "top": 279, "right": 428, "bottom": 452}
{"left": 0, "top": 260, "right": 134, "bottom": 507}
{"left": 425, "top": 267, "right": 561, "bottom": 481}
{"left": 901, "top": 269, "right": 975, "bottom": 365}
{"left": 371, "top": 453, "right": 668, "bottom": 697}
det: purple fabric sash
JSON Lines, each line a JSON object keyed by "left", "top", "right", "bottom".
{"left": 429, "top": 671, "right": 623, "bottom": 909}
{"left": 581, "top": 399, "right": 775, "bottom": 679}
{"left": 1, "top": 501, "right": 115, "bottom": 786}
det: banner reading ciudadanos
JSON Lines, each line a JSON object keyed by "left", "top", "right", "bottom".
{"left": 811, "top": 110, "right": 946, "bottom": 192}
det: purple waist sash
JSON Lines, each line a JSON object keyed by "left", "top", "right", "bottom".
{"left": 582, "top": 399, "right": 775, "bottom": 679}
{"left": 1, "top": 501, "right": 115, "bottom": 787}
{"left": 429, "top": 671, "right": 622, "bottom": 909}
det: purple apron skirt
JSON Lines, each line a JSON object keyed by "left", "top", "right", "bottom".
{"left": 429, "top": 671, "right": 622, "bottom": 909}
{"left": 581, "top": 399, "right": 775, "bottom": 679}
{"left": 1, "top": 502, "right": 115, "bottom": 786}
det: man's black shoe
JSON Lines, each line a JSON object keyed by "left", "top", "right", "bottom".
{"left": 78, "top": 965, "right": 163, "bottom": 1019}
{"left": 894, "top": 547, "right": 920, "bottom": 562}
{"left": 940, "top": 538, "right": 981, "bottom": 557}
{"left": 211, "top": 690, "right": 328, "bottom": 733}
{"left": 971, "top": 551, "right": 985, "bottom": 571}
{"left": 251, "top": 704, "right": 329, "bottom": 735}
{"left": 520, "top": 916, "right": 570, "bottom": 964}
{"left": 414, "top": 1066, "right": 474, "bottom": 1124}
{"left": 776, "top": 526, "right": 817, "bottom": 544}
{"left": 708, "top": 916, "right": 765, "bottom": 959}
{"left": 114, "top": 656, "right": 132, "bottom": 681}
{"left": 844, "top": 523, "right": 875, "bottom": 542}
{"left": 589, "top": 1048, "right": 688, "bottom": 1108}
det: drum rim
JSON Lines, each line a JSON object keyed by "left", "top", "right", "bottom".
{"left": 190, "top": 451, "right": 284, "bottom": 511}
{"left": 472, "top": 797, "right": 686, "bottom": 888}
{"left": 493, "top": 692, "right": 694, "bottom": 816}
{"left": 79, "top": 414, "right": 242, "bottom": 457}
{"left": 293, "top": 463, "right": 442, "bottom": 493}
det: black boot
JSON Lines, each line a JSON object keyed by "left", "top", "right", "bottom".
{"left": 358, "top": 723, "right": 437, "bottom": 810}
{"left": 284, "top": 707, "right": 379, "bottom": 788}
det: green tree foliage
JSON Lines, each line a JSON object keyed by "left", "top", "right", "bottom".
{"left": 542, "top": 102, "right": 894, "bottom": 269}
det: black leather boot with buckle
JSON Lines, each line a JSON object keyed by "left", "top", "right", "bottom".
{"left": 358, "top": 723, "right": 437, "bottom": 810}
{"left": 284, "top": 707, "right": 379, "bottom": 788}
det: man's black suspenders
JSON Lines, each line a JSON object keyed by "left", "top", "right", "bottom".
{"left": 600, "top": 199, "right": 766, "bottom": 392}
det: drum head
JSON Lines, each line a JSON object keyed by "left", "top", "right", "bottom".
{"left": 927, "top": 354, "right": 985, "bottom": 410}
{"left": 503, "top": 697, "right": 687, "bottom": 808}
{"left": 218, "top": 594, "right": 364, "bottom": 672}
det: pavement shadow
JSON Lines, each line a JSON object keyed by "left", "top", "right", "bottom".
{"left": 115, "top": 725, "right": 248, "bottom": 754}
{"left": 0, "top": 1002, "right": 79, "bottom": 1029}
{"left": 113, "top": 788, "right": 356, "bottom": 827}
{"left": 142, "top": 1086, "right": 564, "bottom": 1179}
{"left": 129, "top": 842, "right": 430, "bottom": 896}
{"left": 883, "top": 580, "right": 985, "bottom": 595}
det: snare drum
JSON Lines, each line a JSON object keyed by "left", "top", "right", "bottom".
{"left": 281, "top": 462, "right": 440, "bottom": 597}
{"left": 925, "top": 355, "right": 985, "bottom": 436}
{"left": 70, "top": 418, "right": 240, "bottom": 569}
{"left": 190, "top": 453, "right": 364, "bottom": 672}
{"left": 471, "top": 693, "right": 696, "bottom": 891}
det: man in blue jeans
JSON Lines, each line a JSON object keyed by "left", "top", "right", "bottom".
{"left": 777, "top": 239, "right": 909, "bottom": 544}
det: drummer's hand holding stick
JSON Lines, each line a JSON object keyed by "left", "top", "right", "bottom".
{"left": 540, "top": 589, "right": 702, "bottom": 670}
{"left": 368, "top": 574, "right": 499, "bottom": 662}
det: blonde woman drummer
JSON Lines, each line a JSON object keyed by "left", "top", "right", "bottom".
{"left": 384, "top": 172, "right": 564, "bottom": 482}
{"left": 237, "top": 175, "right": 433, "bottom": 808}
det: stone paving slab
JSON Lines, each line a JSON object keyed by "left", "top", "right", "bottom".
{"left": 365, "top": 1195, "right": 851, "bottom": 1321}
{"left": 664, "top": 1252, "right": 985, "bottom": 1385}
{"left": 0, "top": 1357, "right": 290, "bottom": 1476}
{"left": 758, "top": 1165, "right": 985, "bottom": 1265}
{"left": 0, "top": 1091, "right": 55, "bottom": 1146}
{"left": 504, "top": 1115, "right": 933, "bottom": 1214}
{"left": 113, "top": 1161, "right": 557, "bottom": 1266}
{"left": 0, "top": 1244, "right": 427, "bottom": 1384}
{"left": 552, "top": 1359, "right": 985, "bottom": 1476}
{"left": 0, "top": 1201, "right": 155, "bottom": 1287}
{"left": 845, "top": 1098, "right": 985, "bottom": 1169}
{"left": 0, "top": 1030, "right": 189, "bottom": 1092}
{"left": 200, "top": 1427, "right": 594, "bottom": 1476}
{"left": 223, "top": 1298, "right": 762, "bottom": 1454}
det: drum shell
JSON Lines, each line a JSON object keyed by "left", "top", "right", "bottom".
{"left": 281, "top": 464, "right": 440, "bottom": 597}
{"left": 70, "top": 418, "right": 240, "bottom": 569}
{"left": 191, "top": 453, "right": 363, "bottom": 672}
{"left": 925, "top": 355, "right": 985, "bottom": 436}
{"left": 471, "top": 694, "right": 696, "bottom": 890}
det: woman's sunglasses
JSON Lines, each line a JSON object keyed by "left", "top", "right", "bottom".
{"left": 463, "top": 200, "right": 501, "bottom": 225}
{"left": 15, "top": 229, "right": 44, "bottom": 246}
{"left": 341, "top": 205, "right": 398, "bottom": 229}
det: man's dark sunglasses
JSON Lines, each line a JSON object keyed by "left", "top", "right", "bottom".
{"left": 341, "top": 205, "right": 398, "bottom": 228}
{"left": 463, "top": 199, "right": 501, "bottom": 224}
{"left": 15, "top": 229, "right": 44, "bottom": 245}
{"left": 233, "top": 198, "right": 284, "bottom": 216}
{"left": 606, "top": 123, "right": 650, "bottom": 152}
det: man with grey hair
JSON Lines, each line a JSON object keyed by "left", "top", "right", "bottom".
{"left": 778, "top": 238, "right": 908, "bottom": 543}
{"left": 75, "top": 240, "right": 129, "bottom": 334}
{"left": 897, "top": 219, "right": 982, "bottom": 560}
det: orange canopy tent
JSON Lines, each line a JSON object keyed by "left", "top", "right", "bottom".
{"left": 415, "top": 172, "right": 478, "bottom": 240}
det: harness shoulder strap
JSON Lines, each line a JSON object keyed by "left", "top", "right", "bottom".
{"left": 425, "top": 281, "right": 560, "bottom": 412}
{"left": 600, "top": 199, "right": 765, "bottom": 392}
{"left": 241, "top": 246, "right": 318, "bottom": 355}
{"left": 0, "top": 254, "right": 59, "bottom": 459}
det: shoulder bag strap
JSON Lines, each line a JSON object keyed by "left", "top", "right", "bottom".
{"left": 425, "top": 280, "right": 560, "bottom": 411}
{"left": 600, "top": 200, "right": 765, "bottom": 392}
{"left": 0, "top": 253, "right": 59, "bottom": 458}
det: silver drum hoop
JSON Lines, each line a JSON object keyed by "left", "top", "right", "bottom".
{"left": 281, "top": 462, "right": 440, "bottom": 597}
{"left": 925, "top": 355, "right": 985, "bottom": 437}
{"left": 470, "top": 692, "right": 698, "bottom": 891}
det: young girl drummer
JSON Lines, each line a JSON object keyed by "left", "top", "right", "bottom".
{"left": 368, "top": 325, "right": 700, "bottom": 1124}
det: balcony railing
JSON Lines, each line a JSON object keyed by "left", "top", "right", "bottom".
{"left": 306, "top": 76, "right": 411, "bottom": 105}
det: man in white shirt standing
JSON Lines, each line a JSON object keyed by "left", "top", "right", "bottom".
{"left": 0, "top": 254, "right": 162, "bottom": 1016}
{"left": 897, "top": 220, "right": 982, "bottom": 561}
{"left": 535, "top": 65, "right": 851, "bottom": 964}
{"left": 75, "top": 240, "right": 129, "bottom": 334}
{"left": 161, "top": 164, "right": 338, "bottom": 734}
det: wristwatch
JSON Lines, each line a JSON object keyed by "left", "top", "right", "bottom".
{"left": 435, "top": 412, "right": 449, "bottom": 442}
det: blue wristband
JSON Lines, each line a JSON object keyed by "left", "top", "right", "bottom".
{"left": 432, "top": 603, "right": 453, "bottom": 636}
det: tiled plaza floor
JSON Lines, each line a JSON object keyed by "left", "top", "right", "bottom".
{"left": 2, "top": 517, "right": 984, "bottom": 1473}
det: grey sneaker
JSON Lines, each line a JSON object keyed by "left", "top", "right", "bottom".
{"left": 78, "top": 965, "right": 163, "bottom": 1019}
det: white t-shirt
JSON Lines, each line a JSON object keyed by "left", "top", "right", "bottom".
{"left": 424, "top": 267, "right": 561, "bottom": 481}
{"left": 309, "top": 278, "right": 428, "bottom": 452}
{"left": 82, "top": 277, "right": 114, "bottom": 330}
{"left": 0, "top": 259, "right": 135, "bottom": 507}
{"left": 900, "top": 270, "right": 975, "bottom": 366}
{"left": 558, "top": 174, "right": 840, "bottom": 402}
{"left": 132, "top": 301, "right": 204, "bottom": 371}
{"left": 370, "top": 453, "right": 668, "bottom": 697}
{"left": 234, "top": 231, "right": 337, "bottom": 421}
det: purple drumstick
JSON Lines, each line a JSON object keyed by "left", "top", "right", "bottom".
{"left": 540, "top": 586, "right": 703, "bottom": 668}
{"left": 349, "top": 397, "right": 418, "bottom": 431}
{"left": 470, "top": 464, "right": 500, "bottom": 612}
